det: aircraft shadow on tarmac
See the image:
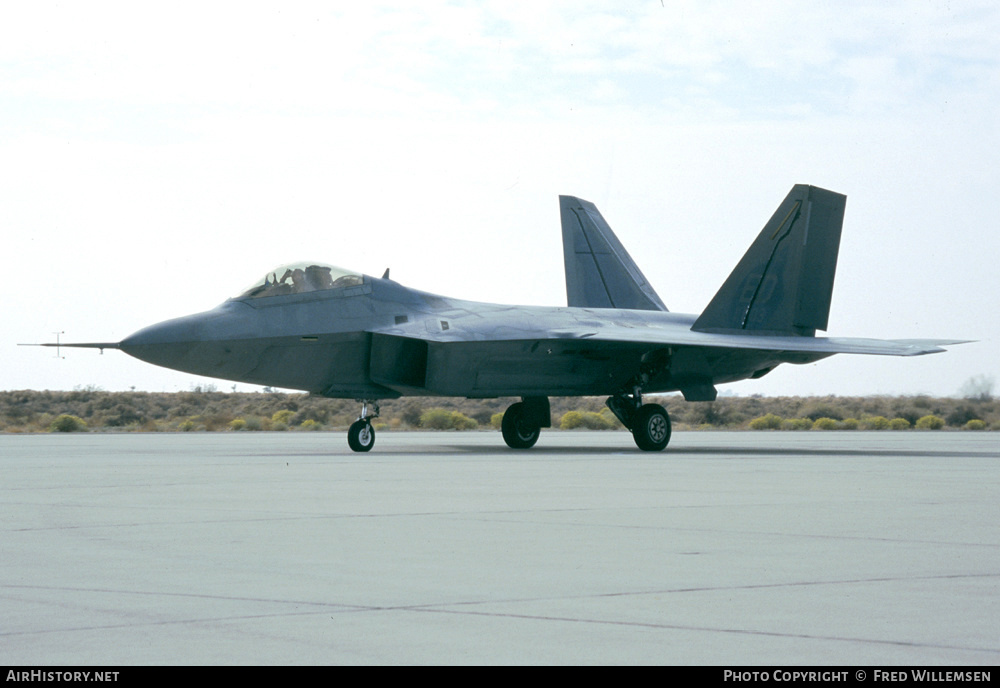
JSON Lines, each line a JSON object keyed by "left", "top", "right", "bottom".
{"left": 327, "top": 441, "right": 997, "bottom": 459}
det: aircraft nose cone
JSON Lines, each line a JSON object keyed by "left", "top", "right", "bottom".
{"left": 121, "top": 314, "right": 208, "bottom": 348}
{"left": 119, "top": 305, "right": 262, "bottom": 378}
{"left": 120, "top": 312, "right": 219, "bottom": 370}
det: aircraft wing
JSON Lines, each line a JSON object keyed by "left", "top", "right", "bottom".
{"left": 369, "top": 316, "right": 969, "bottom": 400}
{"left": 541, "top": 325, "right": 968, "bottom": 357}
{"left": 376, "top": 310, "right": 968, "bottom": 358}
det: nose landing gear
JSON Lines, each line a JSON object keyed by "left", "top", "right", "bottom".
{"left": 348, "top": 400, "right": 379, "bottom": 452}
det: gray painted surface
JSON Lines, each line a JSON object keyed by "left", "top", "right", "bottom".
{"left": 46, "top": 188, "right": 964, "bottom": 406}
{"left": 560, "top": 194, "right": 668, "bottom": 311}
{"left": 2, "top": 431, "right": 997, "bottom": 665}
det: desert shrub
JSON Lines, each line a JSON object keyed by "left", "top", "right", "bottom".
{"left": 420, "top": 408, "right": 478, "bottom": 430}
{"left": 272, "top": 409, "right": 295, "bottom": 426}
{"left": 449, "top": 412, "right": 478, "bottom": 430}
{"left": 889, "top": 418, "right": 911, "bottom": 430}
{"left": 398, "top": 401, "right": 424, "bottom": 427}
{"left": 299, "top": 419, "right": 321, "bottom": 431}
{"left": 229, "top": 418, "right": 247, "bottom": 431}
{"left": 560, "top": 410, "right": 584, "bottom": 429}
{"left": 558, "top": 409, "right": 614, "bottom": 429}
{"left": 559, "top": 409, "right": 617, "bottom": 430}
{"left": 915, "top": 415, "right": 945, "bottom": 430}
{"left": 840, "top": 418, "right": 859, "bottom": 430}
{"left": 48, "top": 414, "right": 88, "bottom": 432}
{"left": 684, "top": 402, "right": 730, "bottom": 426}
{"left": 812, "top": 417, "right": 838, "bottom": 431}
{"left": 419, "top": 408, "right": 443, "bottom": 430}
{"left": 781, "top": 417, "right": 813, "bottom": 431}
{"left": 582, "top": 410, "right": 616, "bottom": 430}
{"left": 100, "top": 403, "right": 145, "bottom": 428}
{"left": 198, "top": 413, "right": 234, "bottom": 432}
{"left": 420, "top": 408, "right": 454, "bottom": 429}
{"left": 293, "top": 407, "right": 330, "bottom": 426}
{"left": 464, "top": 404, "right": 496, "bottom": 425}
{"left": 862, "top": 415, "right": 891, "bottom": 430}
{"left": 749, "top": 413, "right": 783, "bottom": 430}
{"left": 945, "top": 405, "right": 979, "bottom": 427}
{"left": 490, "top": 412, "right": 504, "bottom": 430}
{"left": 802, "top": 402, "right": 844, "bottom": 421}
{"left": 964, "top": 419, "right": 987, "bottom": 431}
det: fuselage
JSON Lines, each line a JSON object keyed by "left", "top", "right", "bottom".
{"left": 119, "top": 273, "right": 807, "bottom": 399}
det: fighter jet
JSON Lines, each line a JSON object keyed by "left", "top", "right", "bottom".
{"left": 40, "top": 185, "right": 965, "bottom": 452}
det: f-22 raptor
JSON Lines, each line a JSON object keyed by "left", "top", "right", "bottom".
{"left": 49, "top": 185, "right": 965, "bottom": 452}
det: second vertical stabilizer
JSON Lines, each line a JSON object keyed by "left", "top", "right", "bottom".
{"left": 692, "top": 185, "right": 846, "bottom": 336}
{"left": 560, "top": 195, "right": 668, "bottom": 311}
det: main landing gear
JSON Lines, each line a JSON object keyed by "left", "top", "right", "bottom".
{"left": 348, "top": 400, "right": 379, "bottom": 452}
{"left": 501, "top": 397, "right": 550, "bottom": 449}
{"left": 499, "top": 391, "right": 671, "bottom": 451}
{"left": 606, "top": 392, "right": 672, "bottom": 451}
{"left": 604, "top": 351, "right": 672, "bottom": 451}
{"left": 501, "top": 402, "right": 540, "bottom": 449}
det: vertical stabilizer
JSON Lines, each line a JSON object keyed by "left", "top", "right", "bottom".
{"left": 560, "top": 195, "right": 668, "bottom": 311}
{"left": 692, "top": 185, "right": 846, "bottom": 336}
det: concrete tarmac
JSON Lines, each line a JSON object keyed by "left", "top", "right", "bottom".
{"left": 1, "top": 430, "right": 997, "bottom": 665}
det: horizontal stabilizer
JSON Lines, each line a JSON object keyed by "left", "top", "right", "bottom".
{"left": 560, "top": 195, "right": 668, "bottom": 311}
{"left": 693, "top": 185, "right": 846, "bottom": 336}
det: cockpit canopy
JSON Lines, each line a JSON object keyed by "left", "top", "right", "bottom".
{"left": 236, "top": 262, "right": 364, "bottom": 299}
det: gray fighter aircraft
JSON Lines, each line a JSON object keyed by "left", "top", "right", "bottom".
{"left": 43, "top": 185, "right": 965, "bottom": 452}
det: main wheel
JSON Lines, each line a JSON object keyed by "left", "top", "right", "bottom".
{"left": 348, "top": 419, "right": 375, "bottom": 452}
{"left": 501, "top": 402, "right": 540, "bottom": 449}
{"left": 631, "top": 403, "right": 671, "bottom": 451}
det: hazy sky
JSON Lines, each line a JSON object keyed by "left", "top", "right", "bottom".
{"left": 4, "top": 1, "right": 997, "bottom": 398}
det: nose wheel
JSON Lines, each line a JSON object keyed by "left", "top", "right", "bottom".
{"left": 348, "top": 401, "right": 379, "bottom": 452}
{"left": 348, "top": 419, "right": 375, "bottom": 452}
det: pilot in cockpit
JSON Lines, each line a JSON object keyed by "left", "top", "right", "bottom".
{"left": 268, "top": 268, "right": 312, "bottom": 294}
{"left": 306, "top": 264, "right": 335, "bottom": 290}
{"left": 238, "top": 263, "right": 363, "bottom": 299}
